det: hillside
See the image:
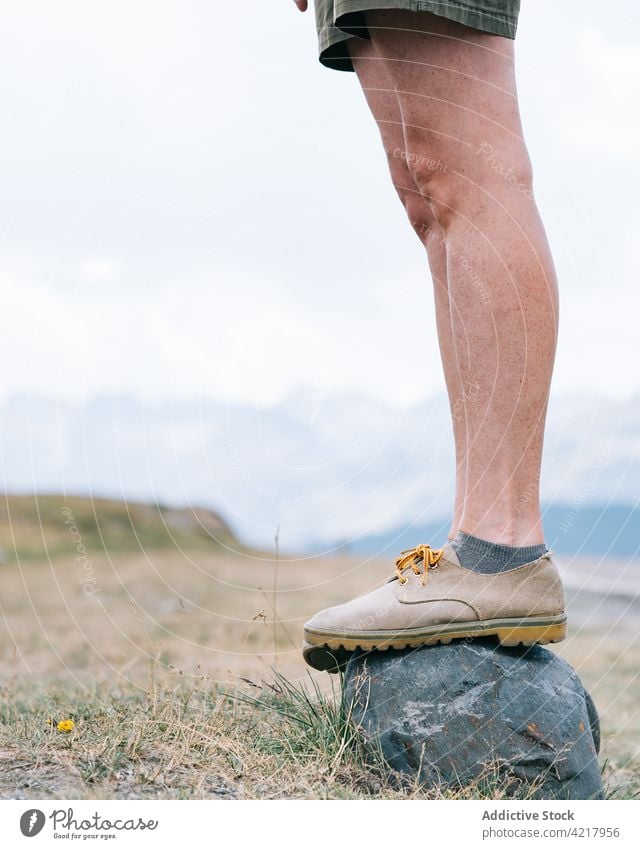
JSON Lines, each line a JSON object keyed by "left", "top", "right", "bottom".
{"left": 0, "top": 494, "right": 236, "bottom": 563}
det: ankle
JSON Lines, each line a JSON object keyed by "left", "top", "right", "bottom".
{"left": 451, "top": 530, "right": 547, "bottom": 574}
{"left": 458, "top": 514, "right": 544, "bottom": 547}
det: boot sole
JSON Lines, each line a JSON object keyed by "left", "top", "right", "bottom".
{"left": 303, "top": 615, "right": 567, "bottom": 673}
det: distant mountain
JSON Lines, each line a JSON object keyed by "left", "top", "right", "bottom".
{"left": 0, "top": 390, "right": 639, "bottom": 553}
{"left": 343, "top": 502, "right": 640, "bottom": 560}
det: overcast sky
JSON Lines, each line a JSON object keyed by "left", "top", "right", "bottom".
{"left": 1, "top": 0, "right": 639, "bottom": 409}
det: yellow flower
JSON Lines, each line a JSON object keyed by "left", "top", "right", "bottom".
{"left": 56, "top": 719, "right": 75, "bottom": 733}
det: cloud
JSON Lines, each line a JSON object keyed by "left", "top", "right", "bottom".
{"left": 0, "top": 1, "right": 638, "bottom": 408}
{"left": 0, "top": 249, "right": 440, "bottom": 405}
{"left": 561, "top": 28, "right": 640, "bottom": 159}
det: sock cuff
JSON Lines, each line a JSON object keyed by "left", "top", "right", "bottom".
{"left": 451, "top": 531, "right": 547, "bottom": 574}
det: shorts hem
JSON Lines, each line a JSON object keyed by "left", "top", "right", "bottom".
{"left": 336, "top": 1, "right": 518, "bottom": 40}
{"left": 318, "top": 1, "right": 519, "bottom": 72}
{"left": 318, "top": 26, "right": 357, "bottom": 72}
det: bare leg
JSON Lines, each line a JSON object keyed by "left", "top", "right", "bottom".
{"left": 347, "top": 35, "right": 466, "bottom": 539}
{"left": 363, "top": 11, "right": 559, "bottom": 546}
{"left": 302, "top": 11, "right": 566, "bottom": 674}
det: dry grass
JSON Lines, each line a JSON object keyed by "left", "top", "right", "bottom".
{"left": 1, "top": 671, "right": 598, "bottom": 801}
{"left": 556, "top": 634, "right": 640, "bottom": 798}
{"left": 0, "top": 508, "right": 638, "bottom": 799}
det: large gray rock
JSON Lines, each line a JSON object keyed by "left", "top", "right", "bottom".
{"left": 344, "top": 639, "right": 603, "bottom": 800}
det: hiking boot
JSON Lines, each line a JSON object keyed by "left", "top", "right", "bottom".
{"left": 302, "top": 542, "right": 566, "bottom": 672}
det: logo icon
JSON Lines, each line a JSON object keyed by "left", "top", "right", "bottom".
{"left": 20, "top": 810, "right": 46, "bottom": 837}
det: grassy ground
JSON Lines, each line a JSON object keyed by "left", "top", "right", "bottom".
{"left": 0, "top": 497, "right": 638, "bottom": 799}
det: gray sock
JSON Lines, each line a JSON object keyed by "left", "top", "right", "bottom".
{"left": 450, "top": 531, "right": 547, "bottom": 574}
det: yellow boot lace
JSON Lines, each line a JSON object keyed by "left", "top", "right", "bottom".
{"left": 395, "top": 544, "right": 444, "bottom": 586}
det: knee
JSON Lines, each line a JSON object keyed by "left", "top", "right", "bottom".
{"left": 473, "top": 140, "right": 534, "bottom": 198}
{"left": 396, "top": 184, "right": 437, "bottom": 241}
{"left": 382, "top": 145, "right": 442, "bottom": 239}
{"left": 403, "top": 129, "right": 534, "bottom": 230}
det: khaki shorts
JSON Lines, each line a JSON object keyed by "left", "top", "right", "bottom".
{"left": 314, "top": 1, "right": 521, "bottom": 71}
